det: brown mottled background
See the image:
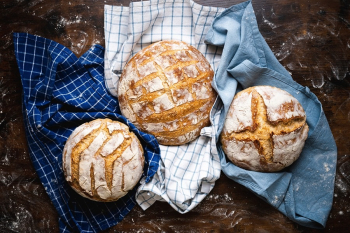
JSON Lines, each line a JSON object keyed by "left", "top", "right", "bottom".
{"left": 0, "top": 0, "right": 349, "bottom": 232}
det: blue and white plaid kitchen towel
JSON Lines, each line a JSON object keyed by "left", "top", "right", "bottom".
{"left": 204, "top": 0, "right": 337, "bottom": 229}
{"left": 104, "top": 0, "right": 225, "bottom": 213}
{"left": 13, "top": 32, "right": 160, "bottom": 233}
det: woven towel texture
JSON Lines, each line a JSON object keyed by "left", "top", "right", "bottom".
{"left": 13, "top": 32, "right": 160, "bottom": 233}
{"left": 104, "top": 0, "right": 225, "bottom": 213}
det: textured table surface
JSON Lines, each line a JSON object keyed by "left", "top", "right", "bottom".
{"left": 1, "top": 0, "right": 350, "bottom": 232}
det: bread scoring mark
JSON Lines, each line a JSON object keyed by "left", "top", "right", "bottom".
{"left": 162, "top": 41, "right": 189, "bottom": 50}
{"left": 198, "top": 100, "right": 212, "bottom": 112}
{"left": 150, "top": 117, "right": 209, "bottom": 140}
{"left": 157, "top": 126, "right": 202, "bottom": 145}
{"left": 137, "top": 61, "right": 157, "bottom": 78}
{"left": 111, "top": 138, "right": 144, "bottom": 197}
{"left": 132, "top": 59, "right": 198, "bottom": 90}
{"left": 221, "top": 86, "right": 308, "bottom": 172}
{"left": 126, "top": 82, "right": 143, "bottom": 100}
{"left": 152, "top": 94, "right": 175, "bottom": 113}
{"left": 227, "top": 90, "right": 275, "bottom": 163}
{"left": 131, "top": 101, "right": 154, "bottom": 118}
{"left": 171, "top": 88, "right": 193, "bottom": 106}
{"left": 79, "top": 131, "right": 108, "bottom": 196}
{"left": 255, "top": 86, "right": 305, "bottom": 123}
{"left": 125, "top": 49, "right": 213, "bottom": 105}
{"left": 143, "top": 121, "right": 178, "bottom": 133}
{"left": 183, "top": 64, "right": 199, "bottom": 78}
{"left": 164, "top": 67, "right": 184, "bottom": 86}
{"left": 184, "top": 109, "right": 208, "bottom": 125}
{"left": 174, "top": 50, "right": 192, "bottom": 62}
{"left": 94, "top": 155, "right": 111, "bottom": 199}
{"left": 143, "top": 98, "right": 210, "bottom": 123}
{"left": 63, "top": 119, "right": 144, "bottom": 201}
{"left": 100, "top": 133, "right": 124, "bottom": 157}
{"left": 110, "top": 156, "right": 126, "bottom": 199}
{"left": 104, "top": 134, "right": 133, "bottom": 193}
{"left": 120, "top": 146, "right": 140, "bottom": 191}
{"left": 129, "top": 71, "right": 211, "bottom": 105}
{"left": 187, "top": 50, "right": 198, "bottom": 61}
{"left": 134, "top": 53, "right": 150, "bottom": 65}
{"left": 119, "top": 103, "right": 136, "bottom": 122}
{"left": 222, "top": 90, "right": 254, "bottom": 134}
{"left": 154, "top": 54, "right": 177, "bottom": 69}
{"left": 196, "top": 61, "right": 211, "bottom": 72}
{"left": 118, "top": 40, "right": 216, "bottom": 145}
{"left": 118, "top": 63, "right": 141, "bottom": 98}
{"left": 143, "top": 101, "right": 211, "bottom": 136}
{"left": 69, "top": 122, "right": 104, "bottom": 194}
{"left": 192, "top": 81, "right": 210, "bottom": 100}
{"left": 164, "top": 59, "right": 198, "bottom": 73}
{"left": 120, "top": 146, "right": 134, "bottom": 162}
{"left": 63, "top": 120, "right": 101, "bottom": 182}
{"left": 145, "top": 42, "right": 167, "bottom": 57}
{"left": 106, "top": 121, "right": 123, "bottom": 133}
{"left": 142, "top": 77, "right": 164, "bottom": 93}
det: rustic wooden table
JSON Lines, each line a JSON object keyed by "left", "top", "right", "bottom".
{"left": 1, "top": 0, "right": 349, "bottom": 232}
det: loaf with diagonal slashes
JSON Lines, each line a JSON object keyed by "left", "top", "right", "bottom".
{"left": 118, "top": 40, "right": 217, "bottom": 145}
{"left": 220, "top": 86, "right": 309, "bottom": 172}
{"left": 63, "top": 118, "right": 144, "bottom": 202}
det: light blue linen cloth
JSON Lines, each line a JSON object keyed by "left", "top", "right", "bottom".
{"left": 205, "top": 0, "right": 337, "bottom": 229}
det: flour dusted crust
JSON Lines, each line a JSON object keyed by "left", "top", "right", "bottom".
{"left": 220, "top": 86, "right": 309, "bottom": 172}
{"left": 63, "top": 118, "right": 144, "bottom": 202}
{"left": 118, "top": 40, "right": 216, "bottom": 145}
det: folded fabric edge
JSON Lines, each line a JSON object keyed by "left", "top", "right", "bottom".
{"left": 136, "top": 159, "right": 220, "bottom": 213}
{"left": 204, "top": 0, "right": 251, "bottom": 44}
{"left": 136, "top": 186, "right": 164, "bottom": 211}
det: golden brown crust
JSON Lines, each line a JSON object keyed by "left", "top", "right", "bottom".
{"left": 118, "top": 40, "right": 216, "bottom": 145}
{"left": 220, "top": 86, "right": 308, "bottom": 172}
{"left": 63, "top": 118, "right": 144, "bottom": 202}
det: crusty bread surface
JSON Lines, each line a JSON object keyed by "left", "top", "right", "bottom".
{"left": 63, "top": 118, "right": 144, "bottom": 202}
{"left": 220, "top": 86, "right": 309, "bottom": 172}
{"left": 118, "top": 40, "right": 217, "bottom": 145}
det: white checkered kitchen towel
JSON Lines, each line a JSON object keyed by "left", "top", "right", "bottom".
{"left": 104, "top": 0, "right": 226, "bottom": 213}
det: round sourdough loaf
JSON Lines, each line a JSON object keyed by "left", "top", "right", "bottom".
{"left": 117, "top": 40, "right": 216, "bottom": 145}
{"left": 220, "top": 86, "right": 309, "bottom": 172}
{"left": 62, "top": 118, "right": 144, "bottom": 202}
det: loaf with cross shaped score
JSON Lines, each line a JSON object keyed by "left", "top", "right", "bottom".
{"left": 117, "top": 40, "right": 217, "bottom": 146}
{"left": 220, "top": 86, "right": 309, "bottom": 172}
